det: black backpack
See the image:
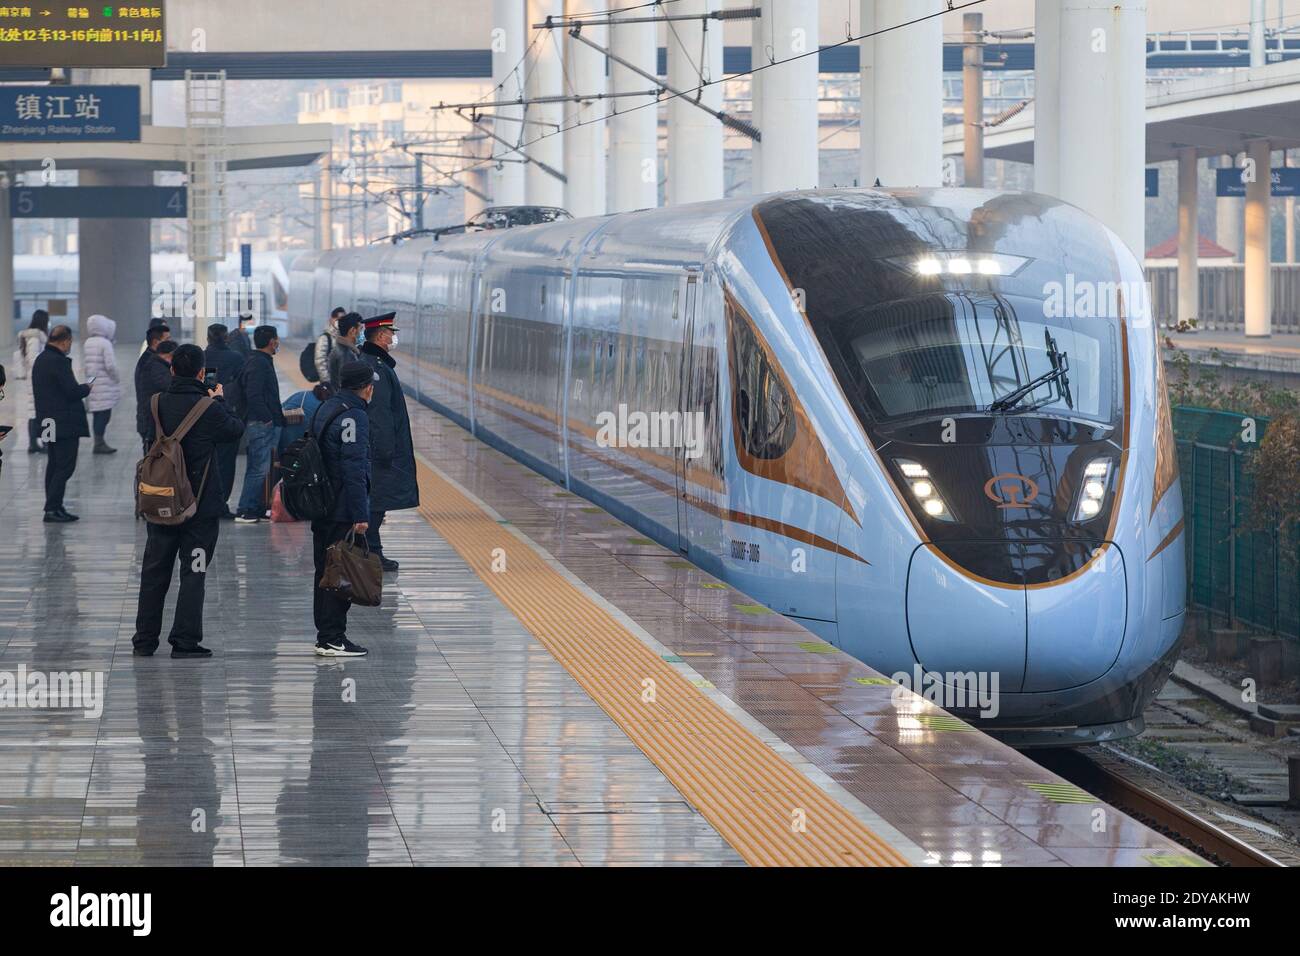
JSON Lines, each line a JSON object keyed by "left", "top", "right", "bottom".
{"left": 279, "top": 404, "right": 348, "bottom": 521}
{"left": 299, "top": 340, "right": 321, "bottom": 383}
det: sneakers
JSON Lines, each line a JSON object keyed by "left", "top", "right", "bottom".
{"left": 218, "top": 508, "right": 236, "bottom": 521}
{"left": 43, "top": 509, "right": 78, "bottom": 523}
{"left": 170, "top": 644, "right": 213, "bottom": 659}
{"left": 379, "top": 556, "right": 400, "bottom": 573}
{"left": 93, "top": 438, "right": 117, "bottom": 455}
{"left": 314, "top": 638, "right": 369, "bottom": 658}
{"left": 234, "top": 512, "right": 261, "bottom": 524}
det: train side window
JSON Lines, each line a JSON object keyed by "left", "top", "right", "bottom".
{"left": 727, "top": 302, "right": 795, "bottom": 461}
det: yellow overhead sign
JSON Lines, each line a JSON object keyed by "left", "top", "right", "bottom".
{"left": 0, "top": 5, "right": 166, "bottom": 68}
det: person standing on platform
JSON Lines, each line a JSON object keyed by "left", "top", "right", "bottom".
{"left": 83, "top": 314, "right": 122, "bottom": 455}
{"left": 134, "top": 324, "right": 173, "bottom": 456}
{"left": 327, "top": 312, "right": 363, "bottom": 392}
{"left": 315, "top": 307, "right": 345, "bottom": 385}
{"left": 203, "top": 323, "right": 246, "bottom": 520}
{"left": 358, "top": 312, "right": 419, "bottom": 573}
{"left": 131, "top": 344, "right": 245, "bottom": 659}
{"left": 311, "top": 361, "right": 374, "bottom": 658}
{"left": 138, "top": 317, "right": 170, "bottom": 356}
{"left": 13, "top": 309, "right": 49, "bottom": 453}
{"left": 234, "top": 325, "right": 285, "bottom": 523}
{"left": 229, "top": 313, "right": 253, "bottom": 361}
{"left": 31, "top": 324, "right": 92, "bottom": 523}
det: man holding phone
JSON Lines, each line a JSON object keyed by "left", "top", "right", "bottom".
{"left": 31, "top": 324, "right": 93, "bottom": 522}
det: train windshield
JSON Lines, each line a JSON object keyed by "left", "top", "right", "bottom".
{"left": 816, "top": 292, "right": 1119, "bottom": 426}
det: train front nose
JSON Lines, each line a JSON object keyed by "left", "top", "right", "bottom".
{"left": 905, "top": 542, "right": 1128, "bottom": 693}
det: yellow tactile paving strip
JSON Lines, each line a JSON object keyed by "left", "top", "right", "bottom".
{"left": 277, "top": 349, "right": 909, "bottom": 866}
{"left": 413, "top": 462, "right": 909, "bottom": 867}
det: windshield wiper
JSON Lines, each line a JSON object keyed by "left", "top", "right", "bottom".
{"left": 988, "top": 330, "right": 1073, "bottom": 414}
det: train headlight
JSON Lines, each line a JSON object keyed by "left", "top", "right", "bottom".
{"left": 1073, "top": 458, "right": 1112, "bottom": 521}
{"left": 896, "top": 460, "right": 954, "bottom": 522}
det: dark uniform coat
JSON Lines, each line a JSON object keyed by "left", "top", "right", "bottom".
{"left": 358, "top": 340, "right": 419, "bottom": 512}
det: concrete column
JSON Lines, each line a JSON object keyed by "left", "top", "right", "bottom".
{"left": 1216, "top": 154, "right": 1242, "bottom": 261}
{"left": 871, "top": 0, "right": 942, "bottom": 188}
{"left": 1244, "top": 138, "right": 1273, "bottom": 336}
{"left": 1178, "top": 148, "right": 1199, "bottom": 326}
{"left": 1287, "top": 152, "right": 1296, "bottom": 263}
{"left": 0, "top": 181, "right": 13, "bottom": 355}
{"left": 492, "top": 0, "right": 527, "bottom": 207}
{"left": 1033, "top": 0, "right": 1061, "bottom": 197}
{"left": 320, "top": 161, "right": 333, "bottom": 251}
{"left": 525, "top": 0, "right": 565, "bottom": 208}
{"left": 963, "top": 11, "right": 984, "bottom": 188}
{"left": 1287, "top": 197, "right": 1296, "bottom": 263}
{"left": 608, "top": 8, "right": 658, "bottom": 212}
{"left": 858, "top": 0, "right": 875, "bottom": 187}
{"left": 1251, "top": 0, "right": 1267, "bottom": 68}
{"left": 78, "top": 168, "right": 153, "bottom": 344}
{"left": 756, "top": 0, "right": 819, "bottom": 193}
{"left": 563, "top": 0, "right": 606, "bottom": 217}
{"left": 667, "top": 0, "right": 724, "bottom": 206}
{"left": 1056, "top": 0, "right": 1147, "bottom": 257}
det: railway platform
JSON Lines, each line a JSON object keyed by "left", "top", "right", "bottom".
{"left": 0, "top": 345, "right": 1202, "bottom": 867}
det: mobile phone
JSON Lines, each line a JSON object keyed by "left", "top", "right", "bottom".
{"left": 204, "top": 368, "right": 219, "bottom": 390}
{"left": 0, "top": 425, "right": 12, "bottom": 441}
{"left": 86, "top": 376, "right": 97, "bottom": 385}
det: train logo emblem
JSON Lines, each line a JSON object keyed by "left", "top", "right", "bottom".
{"left": 984, "top": 473, "right": 1038, "bottom": 510}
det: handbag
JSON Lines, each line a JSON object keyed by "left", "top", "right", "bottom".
{"left": 319, "top": 530, "right": 383, "bottom": 607}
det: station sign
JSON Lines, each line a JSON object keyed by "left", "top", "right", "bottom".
{"left": 1215, "top": 167, "right": 1300, "bottom": 197}
{"left": 10, "top": 185, "right": 186, "bottom": 218}
{"left": 0, "top": 5, "right": 166, "bottom": 68}
{"left": 0, "top": 84, "right": 140, "bottom": 142}
{"left": 1145, "top": 168, "right": 1158, "bottom": 198}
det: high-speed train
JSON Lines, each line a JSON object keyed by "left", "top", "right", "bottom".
{"left": 288, "top": 188, "right": 1187, "bottom": 746}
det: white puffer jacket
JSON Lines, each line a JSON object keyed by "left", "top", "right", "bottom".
{"left": 82, "top": 314, "right": 122, "bottom": 413}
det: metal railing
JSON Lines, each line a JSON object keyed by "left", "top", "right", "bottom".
{"left": 1174, "top": 406, "right": 1299, "bottom": 638}
{"left": 1147, "top": 264, "right": 1300, "bottom": 333}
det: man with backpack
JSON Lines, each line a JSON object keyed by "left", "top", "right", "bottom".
{"left": 305, "top": 360, "right": 374, "bottom": 658}
{"left": 302, "top": 306, "right": 344, "bottom": 386}
{"left": 131, "top": 344, "right": 245, "bottom": 658}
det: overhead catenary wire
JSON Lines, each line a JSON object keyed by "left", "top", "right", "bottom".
{"left": 438, "top": 0, "right": 989, "bottom": 185}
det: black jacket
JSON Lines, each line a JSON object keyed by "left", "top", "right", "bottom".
{"left": 134, "top": 349, "right": 172, "bottom": 437}
{"left": 237, "top": 350, "right": 285, "bottom": 426}
{"left": 203, "top": 341, "right": 245, "bottom": 388}
{"left": 313, "top": 390, "right": 371, "bottom": 524}
{"left": 146, "top": 377, "right": 246, "bottom": 520}
{"left": 229, "top": 327, "right": 252, "bottom": 360}
{"left": 32, "top": 344, "right": 90, "bottom": 441}
{"left": 359, "top": 341, "right": 419, "bottom": 512}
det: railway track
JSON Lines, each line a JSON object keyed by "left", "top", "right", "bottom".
{"left": 1034, "top": 747, "right": 1292, "bottom": 867}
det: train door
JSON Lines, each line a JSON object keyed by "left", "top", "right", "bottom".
{"left": 673, "top": 272, "right": 699, "bottom": 554}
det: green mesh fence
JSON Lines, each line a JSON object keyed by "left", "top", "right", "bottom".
{"left": 1173, "top": 406, "right": 1299, "bottom": 637}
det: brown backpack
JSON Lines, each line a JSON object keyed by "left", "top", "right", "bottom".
{"left": 136, "top": 393, "right": 214, "bottom": 525}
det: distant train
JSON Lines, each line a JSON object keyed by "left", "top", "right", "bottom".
{"left": 12, "top": 250, "right": 299, "bottom": 336}
{"left": 288, "top": 188, "right": 1187, "bottom": 747}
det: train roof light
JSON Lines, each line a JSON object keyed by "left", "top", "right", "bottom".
{"left": 900, "top": 253, "right": 1030, "bottom": 278}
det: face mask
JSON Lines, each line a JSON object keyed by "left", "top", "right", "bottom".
{"left": 390, "top": 335, "right": 399, "bottom": 347}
